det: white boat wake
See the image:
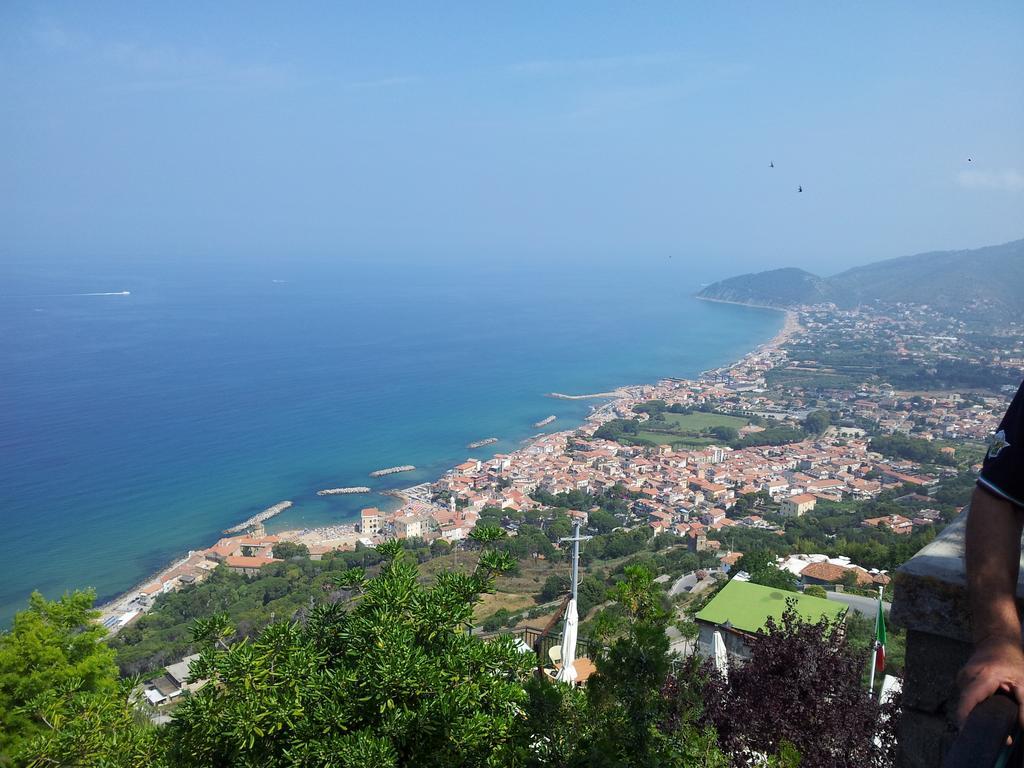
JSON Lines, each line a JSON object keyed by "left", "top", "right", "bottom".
{"left": 4, "top": 290, "right": 131, "bottom": 298}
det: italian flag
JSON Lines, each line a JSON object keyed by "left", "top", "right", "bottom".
{"left": 874, "top": 599, "right": 887, "bottom": 672}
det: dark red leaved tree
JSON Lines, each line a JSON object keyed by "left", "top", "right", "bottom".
{"left": 701, "top": 600, "right": 899, "bottom": 768}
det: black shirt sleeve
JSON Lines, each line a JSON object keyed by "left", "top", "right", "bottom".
{"left": 978, "top": 381, "right": 1024, "bottom": 507}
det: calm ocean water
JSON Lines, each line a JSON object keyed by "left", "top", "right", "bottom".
{"left": 0, "top": 257, "right": 781, "bottom": 626}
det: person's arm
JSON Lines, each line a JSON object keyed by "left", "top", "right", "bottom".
{"left": 956, "top": 485, "right": 1024, "bottom": 726}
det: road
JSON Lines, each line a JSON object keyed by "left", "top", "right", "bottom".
{"left": 827, "top": 591, "right": 891, "bottom": 618}
{"left": 669, "top": 569, "right": 721, "bottom": 598}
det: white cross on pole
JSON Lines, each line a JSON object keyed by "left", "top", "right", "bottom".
{"left": 559, "top": 519, "right": 593, "bottom": 599}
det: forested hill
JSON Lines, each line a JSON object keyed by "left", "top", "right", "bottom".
{"left": 698, "top": 238, "right": 1024, "bottom": 323}
{"left": 697, "top": 267, "right": 832, "bottom": 308}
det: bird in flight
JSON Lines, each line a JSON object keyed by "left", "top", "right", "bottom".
{"left": 770, "top": 161, "right": 774, "bottom": 168}
{"left": 797, "top": 185, "right": 803, "bottom": 193}
{"left": 968, "top": 157, "right": 973, "bottom": 162}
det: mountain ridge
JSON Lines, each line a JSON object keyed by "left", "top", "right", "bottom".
{"left": 697, "top": 238, "right": 1024, "bottom": 323}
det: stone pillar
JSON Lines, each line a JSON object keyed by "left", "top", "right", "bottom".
{"left": 890, "top": 509, "right": 1024, "bottom": 768}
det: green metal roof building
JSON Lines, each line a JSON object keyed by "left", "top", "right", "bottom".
{"left": 695, "top": 579, "right": 849, "bottom": 660}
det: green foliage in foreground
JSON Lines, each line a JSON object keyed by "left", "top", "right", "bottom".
{"left": 7, "top": 538, "right": 737, "bottom": 767}
{"left": 2, "top": 549, "right": 899, "bottom": 767}
{"left": 704, "top": 601, "right": 898, "bottom": 767}
{"left": 110, "top": 546, "right": 389, "bottom": 676}
{"left": 14, "top": 677, "right": 160, "bottom": 768}
{"left": 15, "top": 530, "right": 536, "bottom": 767}
{"left": 165, "top": 533, "right": 529, "bottom": 767}
{"left": 0, "top": 590, "right": 121, "bottom": 762}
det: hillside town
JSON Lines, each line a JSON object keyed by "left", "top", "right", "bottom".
{"left": 99, "top": 301, "right": 1016, "bottom": 635}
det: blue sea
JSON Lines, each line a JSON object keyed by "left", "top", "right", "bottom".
{"left": 0, "top": 256, "right": 781, "bottom": 626}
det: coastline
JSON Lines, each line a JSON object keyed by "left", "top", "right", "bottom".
{"left": 95, "top": 306, "right": 793, "bottom": 624}
{"left": 546, "top": 390, "right": 624, "bottom": 400}
{"left": 694, "top": 294, "right": 791, "bottom": 313}
{"left": 761, "top": 307, "right": 801, "bottom": 350}
{"left": 694, "top": 294, "right": 799, "bottom": 355}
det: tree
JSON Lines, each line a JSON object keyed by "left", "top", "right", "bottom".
{"left": 15, "top": 677, "right": 161, "bottom": 767}
{"left": 272, "top": 541, "right": 310, "bottom": 559}
{"left": 570, "top": 566, "right": 729, "bottom": 767}
{"left": 703, "top": 600, "right": 897, "bottom": 767}
{"left": 576, "top": 575, "right": 608, "bottom": 617}
{"left": 803, "top": 410, "right": 831, "bottom": 435}
{"left": 840, "top": 570, "right": 862, "bottom": 591}
{"left": 429, "top": 538, "right": 452, "bottom": 557}
{"left": 868, "top": 434, "right": 957, "bottom": 466}
{"left": 482, "top": 608, "right": 513, "bottom": 632}
{"left": 632, "top": 400, "right": 668, "bottom": 416}
{"left": 593, "top": 418, "right": 642, "bottom": 442}
{"left": 732, "top": 490, "right": 773, "bottom": 515}
{"left": 588, "top": 509, "right": 618, "bottom": 535}
{"left": 538, "top": 574, "right": 570, "bottom": 603}
{"left": 0, "top": 590, "right": 120, "bottom": 758}
{"left": 165, "top": 529, "right": 534, "bottom": 767}
{"left": 545, "top": 517, "right": 572, "bottom": 543}
{"left": 749, "top": 567, "right": 798, "bottom": 593}
{"left": 709, "top": 426, "right": 739, "bottom": 443}
{"left": 803, "top": 585, "right": 828, "bottom": 599}
{"left": 734, "top": 551, "right": 798, "bottom": 593}
{"left": 676, "top": 619, "right": 700, "bottom": 643}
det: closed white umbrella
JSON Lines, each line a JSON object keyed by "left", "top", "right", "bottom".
{"left": 555, "top": 598, "right": 578, "bottom": 684}
{"left": 713, "top": 630, "right": 729, "bottom": 681}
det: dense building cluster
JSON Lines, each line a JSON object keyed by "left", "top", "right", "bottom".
{"left": 99, "top": 302, "right": 1019, "bottom": 634}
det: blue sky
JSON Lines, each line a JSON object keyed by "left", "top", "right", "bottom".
{"left": 1, "top": 2, "right": 1022, "bottom": 275}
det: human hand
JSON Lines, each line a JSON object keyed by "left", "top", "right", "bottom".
{"left": 957, "top": 638, "right": 1024, "bottom": 729}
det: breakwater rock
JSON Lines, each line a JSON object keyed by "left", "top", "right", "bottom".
{"left": 369, "top": 465, "right": 416, "bottom": 478}
{"left": 223, "top": 500, "right": 293, "bottom": 534}
{"left": 317, "top": 487, "right": 371, "bottom": 496}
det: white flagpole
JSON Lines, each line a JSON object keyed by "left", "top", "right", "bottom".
{"left": 867, "top": 585, "right": 881, "bottom": 697}
{"left": 570, "top": 520, "right": 580, "bottom": 601}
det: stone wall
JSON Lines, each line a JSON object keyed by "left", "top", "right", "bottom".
{"left": 890, "top": 508, "right": 1024, "bottom": 767}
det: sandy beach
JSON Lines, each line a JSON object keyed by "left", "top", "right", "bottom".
{"left": 764, "top": 309, "right": 802, "bottom": 350}
{"left": 694, "top": 295, "right": 801, "bottom": 351}
{"left": 96, "top": 307, "right": 801, "bottom": 625}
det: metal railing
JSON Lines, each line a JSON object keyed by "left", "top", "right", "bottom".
{"left": 489, "top": 624, "right": 599, "bottom": 658}
{"left": 480, "top": 621, "right": 601, "bottom": 672}
{"left": 943, "top": 692, "right": 1022, "bottom": 768}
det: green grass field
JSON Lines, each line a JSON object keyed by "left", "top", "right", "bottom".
{"left": 656, "top": 412, "right": 748, "bottom": 431}
{"left": 635, "top": 412, "right": 749, "bottom": 448}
